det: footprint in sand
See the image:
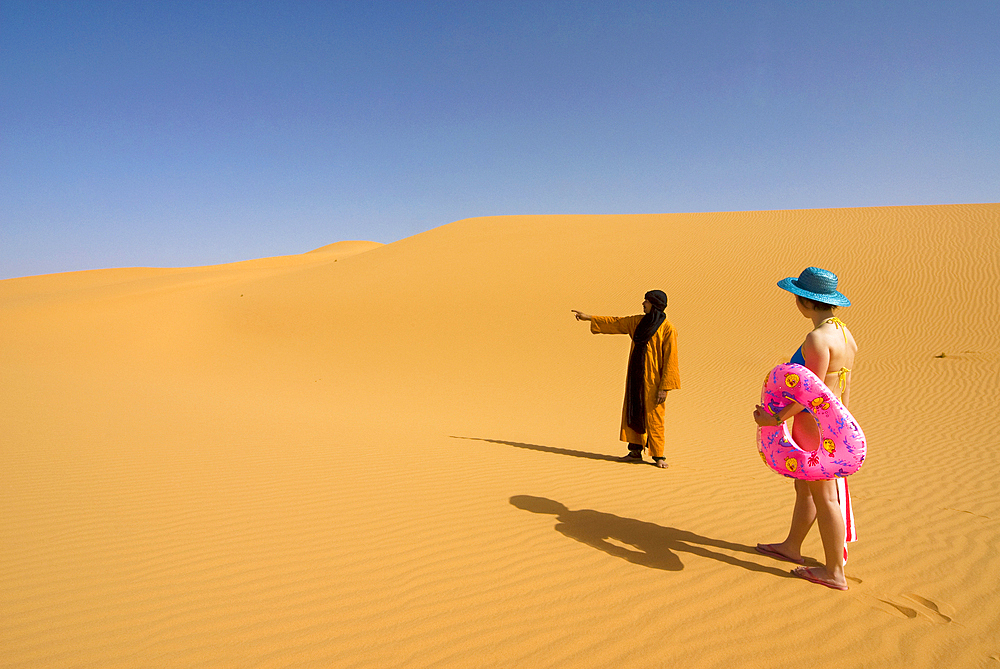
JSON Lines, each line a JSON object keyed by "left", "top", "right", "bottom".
{"left": 899, "top": 593, "right": 954, "bottom": 623}
{"left": 858, "top": 591, "right": 954, "bottom": 623}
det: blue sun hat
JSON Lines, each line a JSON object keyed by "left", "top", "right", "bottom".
{"left": 777, "top": 267, "right": 851, "bottom": 307}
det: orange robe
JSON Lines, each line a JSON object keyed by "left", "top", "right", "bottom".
{"left": 590, "top": 315, "right": 680, "bottom": 458}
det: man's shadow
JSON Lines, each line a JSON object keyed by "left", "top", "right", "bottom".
{"left": 451, "top": 436, "right": 625, "bottom": 463}
{"left": 511, "top": 495, "right": 792, "bottom": 577}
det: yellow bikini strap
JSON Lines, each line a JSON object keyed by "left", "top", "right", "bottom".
{"left": 835, "top": 367, "right": 850, "bottom": 399}
{"left": 824, "top": 318, "right": 850, "bottom": 399}
{"left": 824, "top": 317, "right": 848, "bottom": 342}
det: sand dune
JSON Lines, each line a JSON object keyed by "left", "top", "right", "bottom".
{"left": 2, "top": 204, "right": 998, "bottom": 668}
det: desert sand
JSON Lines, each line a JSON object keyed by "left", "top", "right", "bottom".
{"left": 2, "top": 204, "right": 998, "bottom": 668}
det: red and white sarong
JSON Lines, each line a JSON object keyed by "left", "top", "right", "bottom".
{"left": 837, "top": 478, "right": 857, "bottom": 562}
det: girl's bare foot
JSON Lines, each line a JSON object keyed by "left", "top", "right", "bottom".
{"left": 755, "top": 543, "right": 804, "bottom": 564}
{"left": 791, "top": 566, "right": 848, "bottom": 591}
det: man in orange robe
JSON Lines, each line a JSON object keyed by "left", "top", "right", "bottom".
{"left": 572, "top": 290, "right": 680, "bottom": 468}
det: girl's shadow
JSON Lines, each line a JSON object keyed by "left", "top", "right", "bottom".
{"left": 511, "top": 495, "right": 790, "bottom": 577}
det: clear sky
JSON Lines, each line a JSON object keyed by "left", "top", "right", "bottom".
{"left": 2, "top": 1, "right": 998, "bottom": 279}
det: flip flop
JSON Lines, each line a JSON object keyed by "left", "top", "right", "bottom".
{"left": 755, "top": 543, "right": 804, "bottom": 565}
{"left": 791, "top": 566, "right": 849, "bottom": 591}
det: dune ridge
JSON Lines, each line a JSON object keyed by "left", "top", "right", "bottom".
{"left": 2, "top": 204, "right": 998, "bottom": 668}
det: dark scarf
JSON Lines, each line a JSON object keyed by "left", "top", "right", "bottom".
{"left": 624, "top": 291, "right": 667, "bottom": 433}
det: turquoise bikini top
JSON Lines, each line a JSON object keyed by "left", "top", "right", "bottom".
{"left": 790, "top": 346, "right": 806, "bottom": 366}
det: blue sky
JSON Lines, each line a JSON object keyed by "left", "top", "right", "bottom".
{"left": 2, "top": 0, "right": 998, "bottom": 279}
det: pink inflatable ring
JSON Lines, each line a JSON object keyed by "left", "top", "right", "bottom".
{"left": 757, "top": 363, "right": 866, "bottom": 480}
